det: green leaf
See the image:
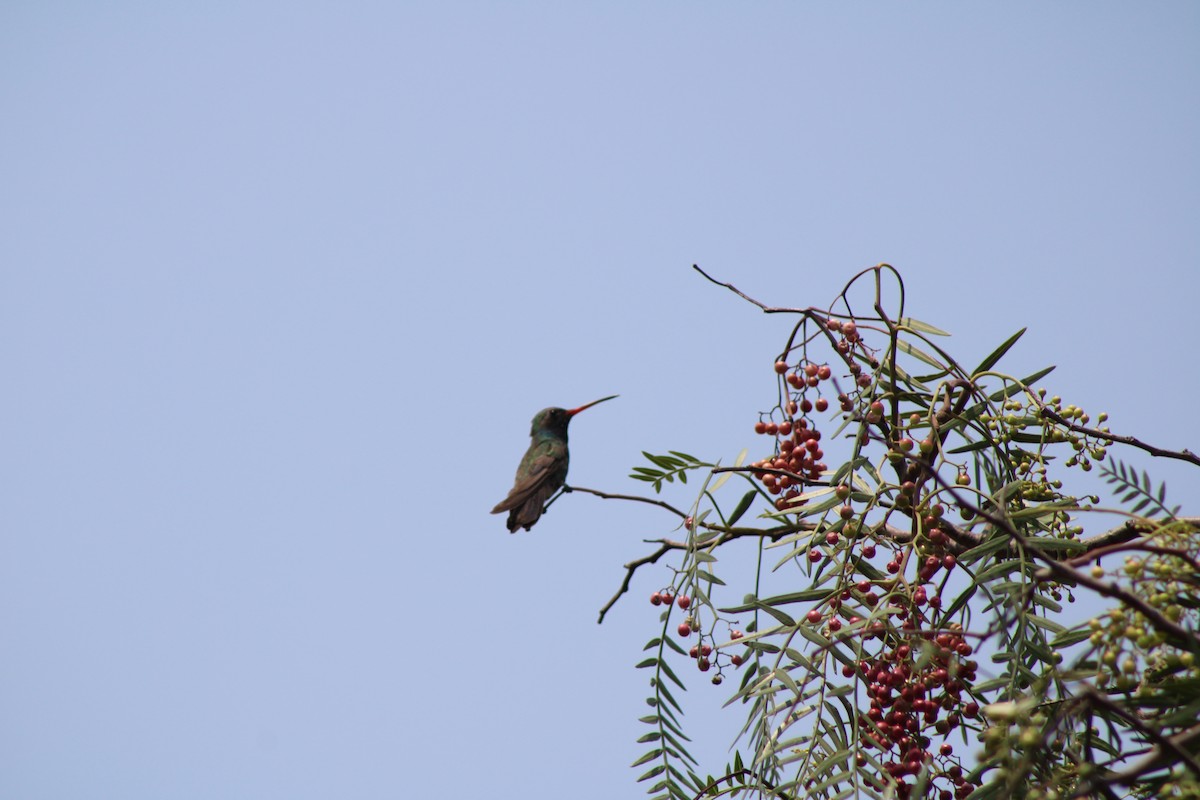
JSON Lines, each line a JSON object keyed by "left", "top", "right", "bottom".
{"left": 897, "top": 337, "right": 948, "bottom": 371}
{"left": 1029, "top": 615, "right": 1065, "bottom": 634}
{"left": 663, "top": 636, "right": 688, "bottom": 656}
{"left": 658, "top": 659, "right": 687, "bottom": 690}
{"left": 946, "top": 438, "right": 993, "bottom": 454}
{"left": 1050, "top": 627, "right": 1093, "bottom": 648}
{"left": 1023, "top": 537, "right": 1085, "bottom": 554}
{"left": 631, "top": 748, "right": 663, "bottom": 767}
{"left": 973, "top": 559, "right": 1023, "bottom": 584}
{"left": 727, "top": 490, "right": 757, "bottom": 526}
{"left": 637, "top": 764, "right": 667, "bottom": 782}
{"left": 900, "top": 317, "right": 951, "bottom": 336}
{"left": 643, "top": 452, "right": 678, "bottom": 470}
{"left": 972, "top": 327, "right": 1026, "bottom": 376}
{"left": 755, "top": 603, "right": 796, "bottom": 628}
{"left": 959, "top": 534, "right": 1011, "bottom": 565}
{"left": 722, "top": 589, "right": 828, "bottom": 613}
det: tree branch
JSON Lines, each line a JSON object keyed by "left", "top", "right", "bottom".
{"left": 1038, "top": 405, "right": 1200, "bottom": 467}
{"left": 692, "top": 264, "right": 800, "bottom": 314}
{"left": 1075, "top": 688, "right": 1200, "bottom": 793}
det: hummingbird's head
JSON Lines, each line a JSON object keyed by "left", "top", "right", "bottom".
{"left": 529, "top": 395, "right": 617, "bottom": 438}
{"left": 530, "top": 407, "right": 572, "bottom": 438}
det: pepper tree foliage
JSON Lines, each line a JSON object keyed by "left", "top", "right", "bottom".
{"left": 586, "top": 265, "right": 1200, "bottom": 800}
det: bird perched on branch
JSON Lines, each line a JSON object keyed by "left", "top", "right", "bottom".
{"left": 491, "top": 395, "right": 617, "bottom": 532}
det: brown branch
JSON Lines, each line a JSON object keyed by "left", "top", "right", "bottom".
{"left": 1075, "top": 688, "right": 1200, "bottom": 792}
{"left": 690, "top": 769, "right": 791, "bottom": 800}
{"left": 1038, "top": 405, "right": 1200, "bottom": 467}
{"left": 567, "top": 485, "right": 689, "bottom": 518}
{"left": 596, "top": 540, "right": 674, "bottom": 624}
{"left": 905, "top": 469, "right": 1200, "bottom": 654}
{"left": 574, "top": 485, "right": 801, "bottom": 623}
{"left": 593, "top": 528, "right": 796, "bottom": 624}
{"left": 692, "top": 264, "right": 800, "bottom": 314}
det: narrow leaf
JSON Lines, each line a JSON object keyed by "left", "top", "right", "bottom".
{"left": 972, "top": 328, "right": 1026, "bottom": 376}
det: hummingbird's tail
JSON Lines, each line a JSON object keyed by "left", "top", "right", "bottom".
{"left": 491, "top": 495, "right": 543, "bottom": 532}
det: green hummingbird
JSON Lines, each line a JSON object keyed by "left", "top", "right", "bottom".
{"left": 492, "top": 395, "right": 618, "bottom": 532}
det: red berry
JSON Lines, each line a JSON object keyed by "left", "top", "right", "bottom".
{"left": 940, "top": 743, "right": 953, "bottom": 756}
{"left": 774, "top": 360, "right": 788, "bottom": 374}
{"left": 660, "top": 593, "right": 673, "bottom": 606}
{"left": 650, "top": 592, "right": 663, "bottom": 606}
{"left": 754, "top": 421, "right": 767, "bottom": 434}
{"left": 677, "top": 595, "right": 691, "bottom": 610}
{"left": 817, "top": 365, "right": 832, "bottom": 380}
{"left": 808, "top": 548, "right": 823, "bottom": 563}
{"left": 729, "top": 630, "right": 743, "bottom": 640}
{"left": 698, "top": 657, "right": 711, "bottom": 671}
{"left": 806, "top": 609, "right": 823, "bottom": 624}
{"left": 689, "top": 645, "right": 699, "bottom": 658}
{"left": 678, "top": 623, "right": 692, "bottom": 637}
{"left": 815, "top": 397, "right": 829, "bottom": 412}
{"left": 826, "top": 531, "right": 840, "bottom": 545}
{"left": 731, "top": 654, "right": 744, "bottom": 666}
{"left": 862, "top": 544, "right": 877, "bottom": 558}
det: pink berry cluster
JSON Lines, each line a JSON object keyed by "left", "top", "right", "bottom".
{"left": 649, "top": 590, "right": 747, "bottom": 683}
{"left": 847, "top": 630, "right": 981, "bottom": 799}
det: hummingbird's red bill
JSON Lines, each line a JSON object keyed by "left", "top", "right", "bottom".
{"left": 567, "top": 394, "right": 619, "bottom": 417}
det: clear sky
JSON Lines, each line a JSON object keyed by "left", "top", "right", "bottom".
{"left": 2, "top": 4, "right": 1198, "bottom": 799}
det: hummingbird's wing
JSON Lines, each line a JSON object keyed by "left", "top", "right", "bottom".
{"left": 491, "top": 440, "right": 568, "bottom": 532}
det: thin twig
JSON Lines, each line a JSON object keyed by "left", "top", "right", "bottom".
{"left": 692, "top": 264, "right": 800, "bottom": 314}
{"left": 1038, "top": 405, "right": 1200, "bottom": 467}
{"left": 1076, "top": 688, "right": 1200, "bottom": 791}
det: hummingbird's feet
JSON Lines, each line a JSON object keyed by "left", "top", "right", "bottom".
{"left": 562, "top": 485, "right": 574, "bottom": 493}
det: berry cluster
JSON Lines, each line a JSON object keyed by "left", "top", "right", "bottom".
{"left": 753, "top": 359, "right": 839, "bottom": 510}
{"left": 649, "top": 590, "right": 747, "bottom": 684}
{"left": 753, "top": 320, "right": 880, "bottom": 512}
{"left": 847, "top": 629, "right": 981, "bottom": 799}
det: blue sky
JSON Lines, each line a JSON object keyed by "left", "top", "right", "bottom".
{"left": 2, "top": 4, "right": 1198, "bottom": 798}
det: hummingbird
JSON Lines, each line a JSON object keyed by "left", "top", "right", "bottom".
{"left": 492, "top": 395, "right": 618, "bottom": 532}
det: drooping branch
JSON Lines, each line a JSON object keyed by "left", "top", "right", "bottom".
{"left": 1038, "top": 404, "right": 1200, "bottom": 467}
{"left": 691, "top": 264, "right": 800, "bottom": 314}
{"left": 576, "top": 475, "right": 1200, "bottom": 625}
